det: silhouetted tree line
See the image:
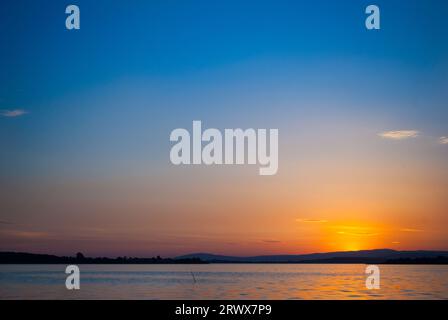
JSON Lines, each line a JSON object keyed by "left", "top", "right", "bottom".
{"left": 2, "top": 251, "right": 447, "bottom": 264}
{"left": 0, "top": 252, "right": 206, "bottom": 264}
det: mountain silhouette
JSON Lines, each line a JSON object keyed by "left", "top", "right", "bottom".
{"left": 175, "top": 249, "right": 448, "bottom": 264}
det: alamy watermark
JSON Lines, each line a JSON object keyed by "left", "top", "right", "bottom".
{"left": 64, "top": 4, "right": 380, "bottom": 31}
{"left": 170, "top": 121, "right": 279, "bottom": 175}
{"left": 365, "top": 265, "right": 380, "bottom": 289}
{"left": 65, "top": 265, "right": 80, "bottom": 290}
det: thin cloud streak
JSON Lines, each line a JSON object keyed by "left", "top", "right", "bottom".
{"left": 0, "top": 230, "right": 50, "bottom": 239}
{"left": 400, "top": 228, "right": 424, "bottom": 233}
{"left": 337, "top": 231, "right": 379, "bottom": 237}
{"left": 262, "top": 239, "right": 281, "bottom": 243}
{"left": 296, "top": 219, "right": 328, "bottom": 223}
{"left": 378, "top": 130, "right": 419, "bottom": 140}
{"left": 0, "top": 109, "right": 28, "bottom": 117}
{"left": 439, "top": 136, "right": 448, "bottom": 144}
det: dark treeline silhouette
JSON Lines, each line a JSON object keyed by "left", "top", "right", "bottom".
{"left": 2, "top": 250, "right": 448, "bottom": 264}
{"left": 0, "top": 252, "right": 206, "bottom": 264}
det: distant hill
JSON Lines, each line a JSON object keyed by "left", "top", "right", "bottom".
{"left": 176, "top": 249, "right": 448, "bottom": 264}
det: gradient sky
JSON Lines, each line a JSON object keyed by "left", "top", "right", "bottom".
{"left": 1, "top": 0, "right": 447, "bottom": 257}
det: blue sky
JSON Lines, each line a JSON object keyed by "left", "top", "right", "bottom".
{"left": 2, "top": 0, "right": 447, "bottom": 101}
{"left": 1, "top": 0, "right": 447, "bottom": 177}
{"left": 0, "top": 0, "right": 448, "bottom": 176}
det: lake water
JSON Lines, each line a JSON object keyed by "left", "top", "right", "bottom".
{"left": 0, "top": 264, "right": 447, "bottom": 299}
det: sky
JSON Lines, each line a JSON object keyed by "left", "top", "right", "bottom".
{"left": 0, "top": 0, "right": 447, "bottom": 257}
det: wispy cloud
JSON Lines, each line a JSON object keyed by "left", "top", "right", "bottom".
{"left": 378, "top": 130, "right": 419, "bottom": 140}
{"left": 337, "top": 231, "right": 379, "bottom": 237}
{"left": 0, "top": 230, "right": 50, "bottom": 239}
{"left": 328, "top": 225, "right": 370, "bottom": 230}
{"left": 0, "top": 109, "right": 28, "bottom": 117}
{"left": 262, "top": 239, "right": 281, "bottom": 243}
{"left": 296, "top": 219, "right": 328, "bottom": 223}
{"left": 330, "top": 225, "right": 380, "bottom": 236}
{"left": 400, "top": 228, "right": 424, "bottom": 233}
{"left": 439, "top": 136, "right": 448, "bottom": 144}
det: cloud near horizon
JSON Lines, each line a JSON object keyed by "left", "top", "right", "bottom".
{"left": 378, "top": 130, "right": 419, "bottom": 140}
{"left": 296, "top": 219, "right": 328, "bottom": 223}
{"left": 0, "top": 109, "right": 28, "bottom": 117}
{"left": 400, "top": 228, "right": 424, "bottom": 233}
{"left": 262, "top": 239, "right": 281, "bottom": 243}
{"left": 439, "top": 136, "right": 448, "bottom": 144}
{"left": 0, "top": 229, "right": 50, "bottom": 239}
{"left": 337, "top": 231, "right": 379, "bottom": 237}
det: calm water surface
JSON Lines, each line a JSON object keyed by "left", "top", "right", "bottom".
{"left": 0, "top": 264, "right": 447, "bottom": 299}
